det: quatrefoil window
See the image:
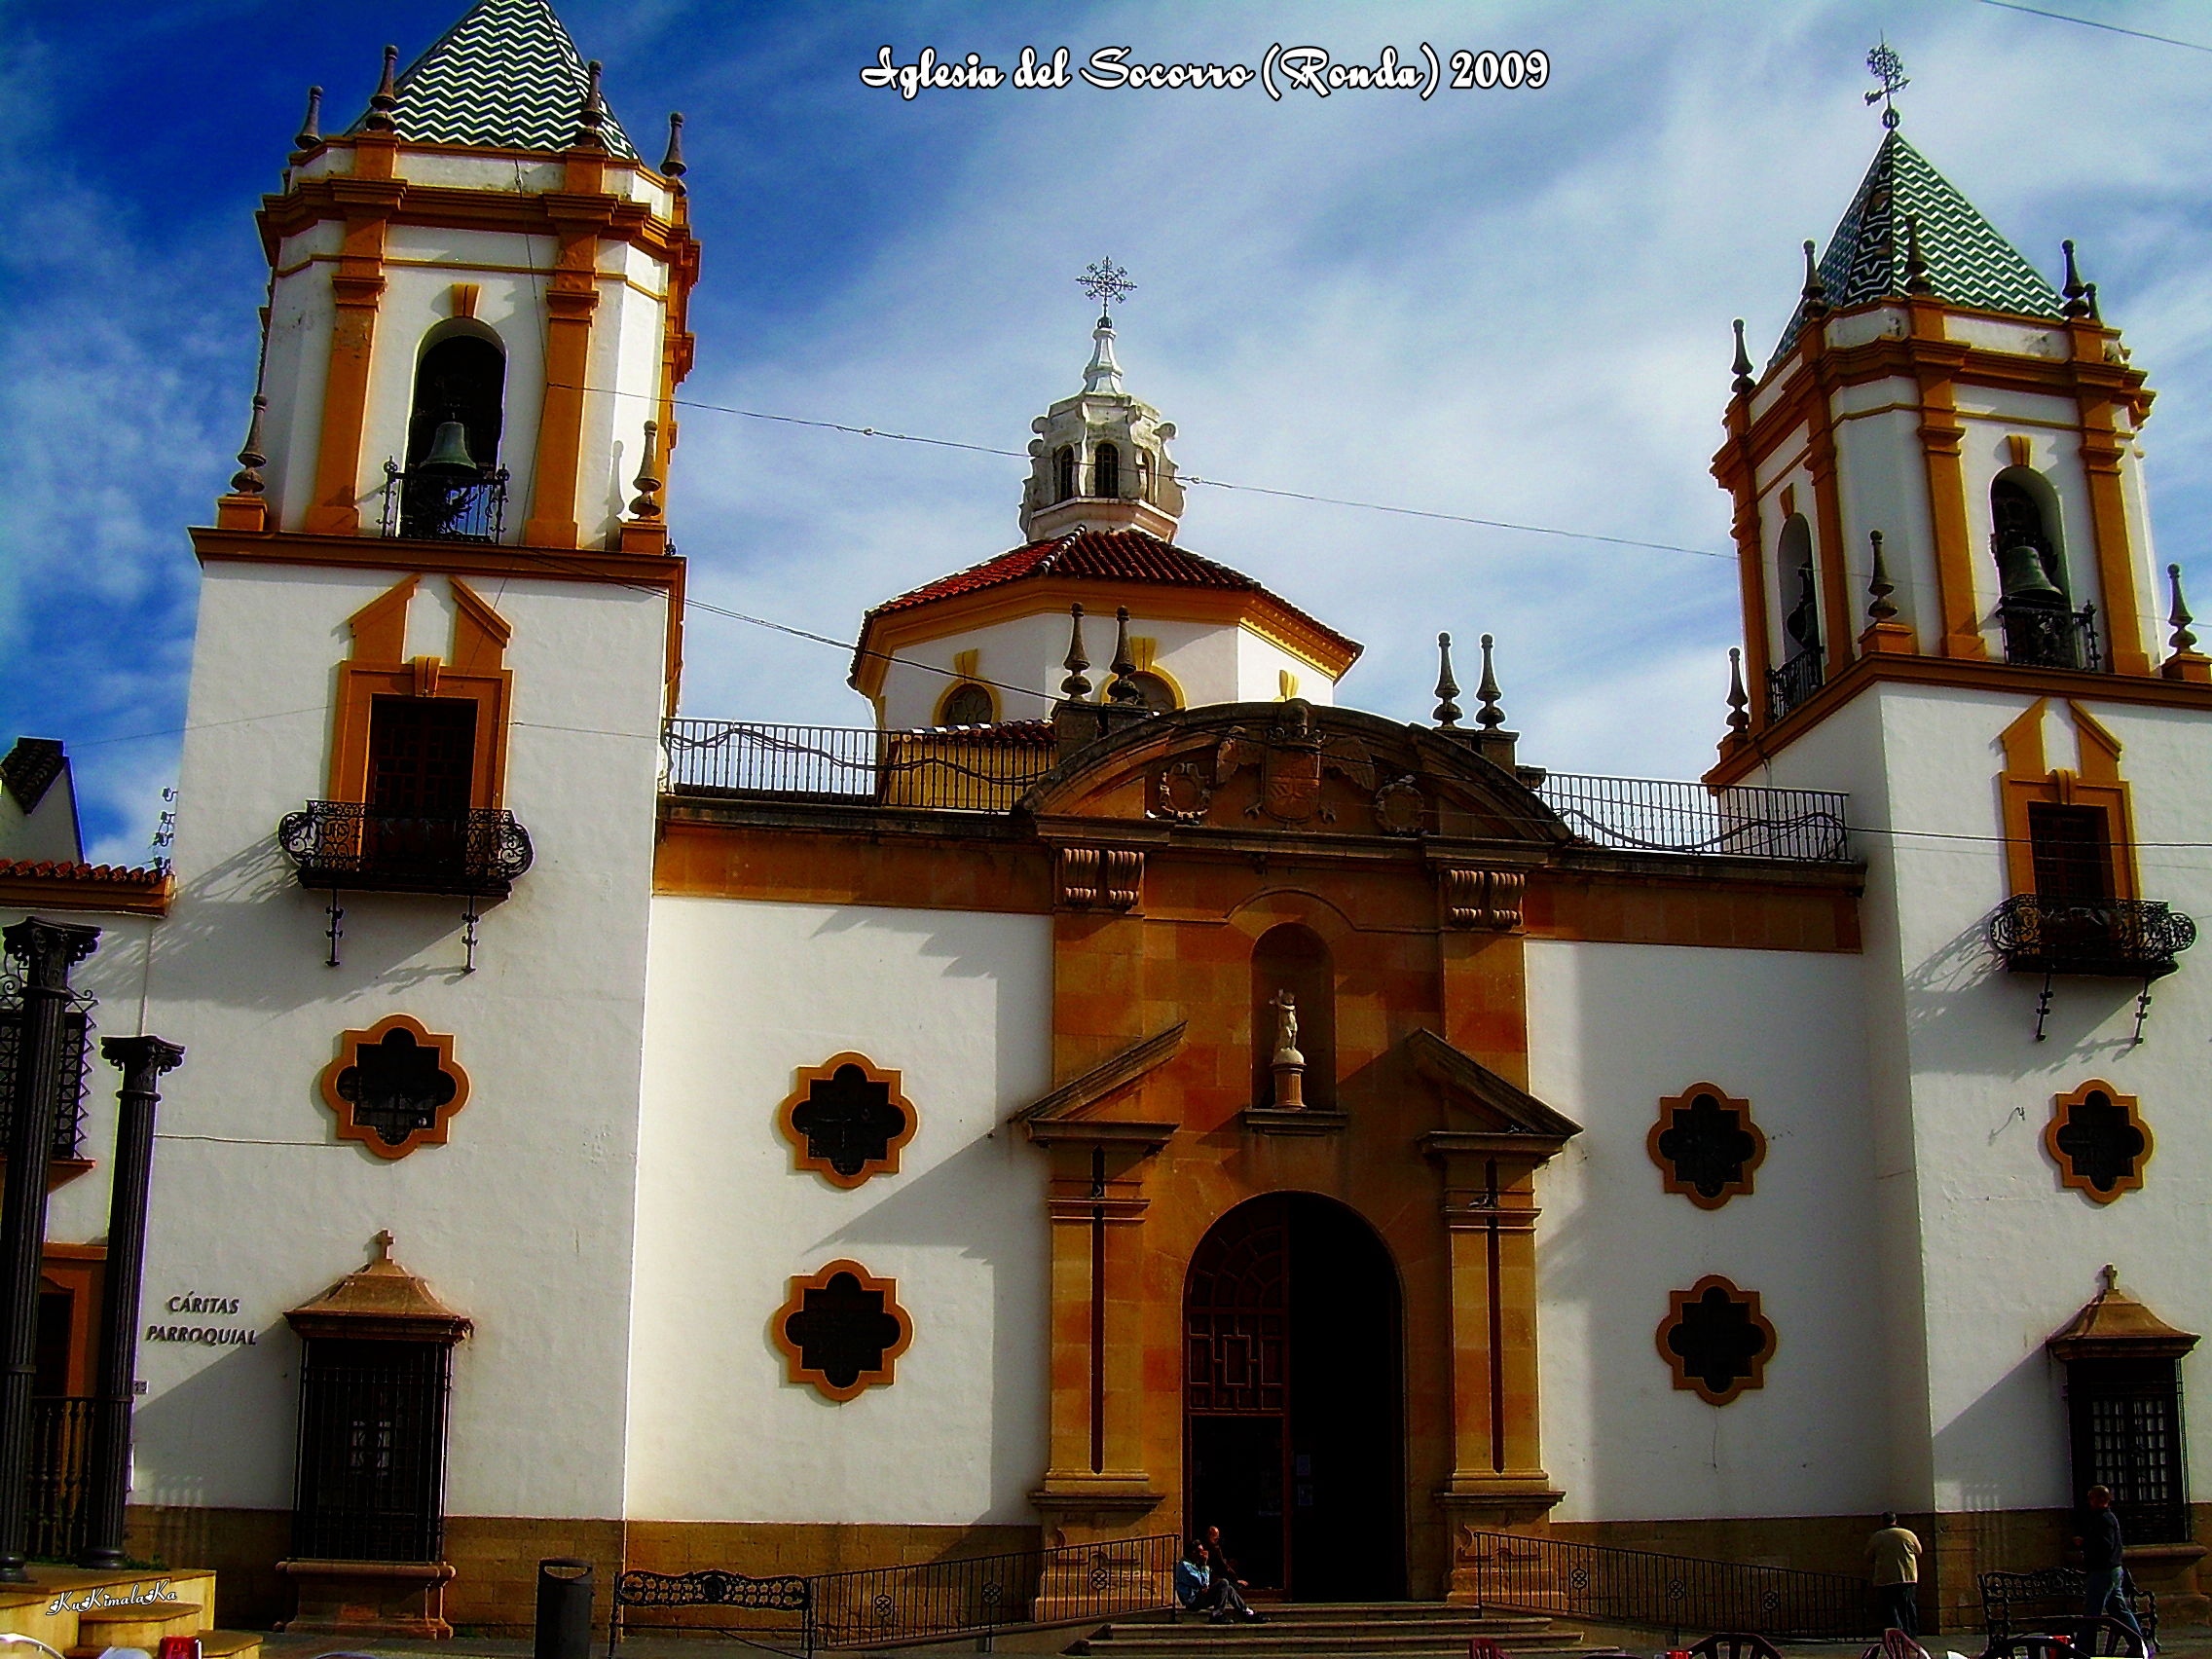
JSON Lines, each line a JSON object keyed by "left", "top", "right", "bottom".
{"left": 1657, "top": 1275, "right": 1777, "bottom": 1406}
{"left": 317, "top": 1014, "right": 468, "bottom": 1160}
{"left": 778, "top": 1052, "right": 916, "bottom": 1189}
{"left": 1648, "top": 1083, "right": 1766, "bottom": 1209}
{"left": 773, "top": 1260, "right": 912, "bottom": 1401}
{"left": 2045, "top": 1081, "right": 2151, "bottom": 1204}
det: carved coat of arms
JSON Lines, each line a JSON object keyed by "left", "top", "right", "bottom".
{"left": 1214, "top": 700, "right": 1375, "bottom": 826}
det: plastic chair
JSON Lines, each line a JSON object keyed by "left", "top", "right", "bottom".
{"left": 1689, "top": 1634, "right": 1785, "bottom": 1659}
{"left": 1468, "top": 1638, "right": 1510, "bottom": 1659}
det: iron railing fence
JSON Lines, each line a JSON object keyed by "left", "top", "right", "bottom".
{"left": 662, "top": 723, "right": 1853, "bottom": 862}
{"left": 2000, "top": 598, "right": 2102, "bottom": 672}
{"left": 1765, "top": 650, "right": 1825, "bottom": 722}
{"left": 663, "top": 719, "right": 1057, "bottom": 812}
{"left": 1537, "top": 773, "right": 1853, "bottom": 863}
{"left": 610, "top": 1531, "right": 1180, "bottom": 1657}
{"left": 28, "top": 1395, "right": 94, "bottom": 1561}
{"left": 277, "top": 802, "right": 535, "bottom": 897}
{"left": 1458, "top": 1529, "right": 1874, "bottom": 1643}
{"left": 381, "top": 461, "right": 509, "bottom": 542}
{"left": 0, "top": 1006, "right": 91, "bottom": 1160}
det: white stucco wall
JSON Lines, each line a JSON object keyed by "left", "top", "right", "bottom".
{"left": 1736, "top": 678, "right": 2212, "bottom": 1513}
{"left": 1527, "top": 938, "right": 1888, "bottom": 1522}
{"left": 874, "top": 608, "right": 1337, "bottom": 730}
{"left": 630, "top": 897, "right": 1052, "bottom": 1525}
{"left": 130, "top": 561, "right": 667, "bottom": 1520}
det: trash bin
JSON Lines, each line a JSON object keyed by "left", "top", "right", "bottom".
{"left": 535, "top": 1557, "right": 595, "bottom": 1659}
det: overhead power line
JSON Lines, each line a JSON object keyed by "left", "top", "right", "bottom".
{"left": 1974, "top": 0, "right": 2212, "bottom": 53}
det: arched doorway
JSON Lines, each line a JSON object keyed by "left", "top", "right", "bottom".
{"left": 1184, "top": 1193, "right": 1406, "bottom": 1600}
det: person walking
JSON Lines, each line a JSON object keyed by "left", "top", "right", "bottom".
{"left": 1864, "top": 1511, "right": 1922, "bottom": 1636}
{"left": 2078, "top": 1486, "right": 2152, "bottom": 1656}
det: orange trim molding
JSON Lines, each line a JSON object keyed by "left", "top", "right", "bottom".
{"left": 776, "top": 1052, "right": 918, "bottom": 1190}
{"left": 328, "top": 575, "right": 514, "bottom": 810}
{"left": 1996, "top": 700, "right": 2139, "bottom": 901}
{"left": 1647, "top": 1082, "right": 1766, "bottom": 1209}
{"left": 772, "top": 1260, "right": 913, "bottom": 1402}
{"left": 317, "top": 1014, "right": 470, "bottom": 1161}
{"left": 2044, "top": 1080, "right": 2151, "bottom": 1205}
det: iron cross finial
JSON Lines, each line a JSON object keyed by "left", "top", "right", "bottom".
{"left": 1079, "top": 257, "right": 1136, "bottom": 322}
{"left": 1864, "top": 41, "right": 1908, "bottom": 129}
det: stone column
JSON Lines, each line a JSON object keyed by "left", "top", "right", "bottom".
{"left": 0, "top": 917, "right": 100, "bottom": 1581}
{"left": 78, "top": 1035, "right": 185, "bottom": 1568}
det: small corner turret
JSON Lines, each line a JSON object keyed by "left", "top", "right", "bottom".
{"left": 1020, "top": 259, "right": 1186, "bottom": 542}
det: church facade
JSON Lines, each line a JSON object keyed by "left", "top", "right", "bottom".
{"left": 7, "top": 0, "right": 2210, "bottom": 1637}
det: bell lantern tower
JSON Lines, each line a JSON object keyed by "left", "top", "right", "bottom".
{"left": 217, "top": 0, "right": 699, "bottom": 557}
{"left": 1710, "top": 111, "right": 2196, "bottom": 779}
{"left": 1019, "top": 269, "right": 1186, "bottom": 543}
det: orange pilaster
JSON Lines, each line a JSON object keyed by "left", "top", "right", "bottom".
{"left": 523, "top": 206, "right": 603, "bottom": 548}
{"left": 305, "top": 163, "right": 403, "bottom": 535}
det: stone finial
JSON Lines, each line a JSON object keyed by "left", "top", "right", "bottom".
{"left": 1800, "top": 240, "right": 1829, "bottom": 317}
{"left": 628, "top": 420, "right": 663, "bottom": 518}
{"left": 230, "top": 394, "right": 270, "bottom": 496}
{"left": 1866, "top": 530, "right": 1899, "bottom": 623}
{"left": 294, "top": 85, "right": 324, "bottom": 153}
{"left": 366, "top": 45, "right": 399, "bottom": 132}
{"left": 2084, "top": 282, "right": 2101, "bottom": 323}
{"left": 577, "top": 59, "right": 608, "bottom": 142}
{"left": 1060, "top": 604, "right": 1092, "bottom": 699}
{"left": 662, "top": 112, "right": 688, "bottom": 185}
{"left": 1106, "top": 607, "right": 1141, "bottom": 705}
{"left": 2061, "top": 240, "right": 2091, "bottom": 319}
{"left": 1474, "top": 634, "right": 1506, "bottom": 731}
{"left": 1730, "top": 319, "right": 1755, "bottom": 397}
{"left": 1902, "top": 216, "right": 1934, "bottom": 296}
{"left": 1725, "top": 647, "right": 1750, "bottom": 736}
{"left": 2168, "top": 564, "right": 2198, "bottom": 655}
{"left": 1432, "top": 632, "right": 1462, "bottom": 727}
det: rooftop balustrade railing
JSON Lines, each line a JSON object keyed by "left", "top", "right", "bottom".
{"left": 1537, "top": 772, "right": 1853, "bottom": 863}
{"left": 664, "top": 722, "right": 1855, "bottom": 863}
{"left": 663, "top": 719, "right": 1056, "bottom": 811}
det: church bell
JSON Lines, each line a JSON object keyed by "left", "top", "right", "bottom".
{"left": 418, "top": 418, "right": 480, "bottom": 478}
{"left": 1996, "top": 541, "right": 2066, "bottom": 606}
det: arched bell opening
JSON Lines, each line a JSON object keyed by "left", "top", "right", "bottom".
{"left": 398, "top": 323, "right": 507, "bottom": 541}
{"left": 1092, "top": 440, "right": 1122, "bottom": 499}
{"left": 1768, "top": 513, "right": 1824, "bottom": 718}
{"left": 407, "top": 324, "right": 506, "bottom": 476}
{"left": 1991, "top": 467, "right": 2096, "bottom": 669}
{"left": 1183, "top": 1192, "right": 1407, "bottom": 1601}
{"left": 1054, "top": 445, "right": 1077, "bottom": 504}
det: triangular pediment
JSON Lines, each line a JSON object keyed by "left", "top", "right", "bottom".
{"left": 1024, "top": 701, "right": 1570, "bottom": 848}
{"left": 1405, "top": 1027, "right": 1582, "bottom": 1147}
{"left": 1014, "top": 1024, "right": 1184, "bottom": 1149}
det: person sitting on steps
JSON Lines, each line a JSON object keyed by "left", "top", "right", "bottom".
{"left": 1199, "top": 1524, "right": 1265, "bottom": 1623}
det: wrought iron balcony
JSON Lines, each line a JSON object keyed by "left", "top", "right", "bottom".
{"left": 278, "top": 801, "right": 535, "bottom": 898}
{"left": 1999, "top": 597, "right": 2101, "bottom": 672}
{"left": 380, "top": 460, "right": 509, "bottom": 543}
{"left": 1987, "top": 894, "right": 2196, "bottom": 980}
{"left": 1765, "top": 650, "right": 1825, "bottom": 721}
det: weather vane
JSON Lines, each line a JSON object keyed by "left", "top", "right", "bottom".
{"left": 1079, "top": 257, "right": 1136, "bottom": 322}
{"left": 1864, "top": 41, "right": 1908, "bottom": 129}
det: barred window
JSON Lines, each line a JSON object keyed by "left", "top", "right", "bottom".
{"left": 0, "top": 1007, "right": 90, "bottom": 1161}
{"left": 2068, "top": 1358, "right": 2189, "bottom": 1545}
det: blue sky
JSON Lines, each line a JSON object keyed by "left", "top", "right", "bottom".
{"left": 4, "top": 1, "right": 2209, "bottom": 865}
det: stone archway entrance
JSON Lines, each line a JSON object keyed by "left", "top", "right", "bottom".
{"left": 1185, "top": 1193, "right": 1406, "bottom": 1601}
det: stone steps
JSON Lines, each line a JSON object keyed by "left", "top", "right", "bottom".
{"left": 1074, "top": 1602, "right": 1586, "bottom": 1659}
